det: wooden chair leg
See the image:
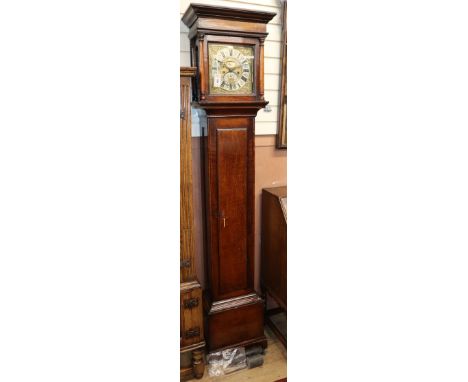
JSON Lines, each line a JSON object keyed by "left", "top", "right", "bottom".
{"left": 192, "top": 349, "right": 204, "bottom": 379}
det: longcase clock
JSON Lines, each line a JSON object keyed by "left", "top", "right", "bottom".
{"left": 182, "top": 4, "right": 276, "bottom": 351}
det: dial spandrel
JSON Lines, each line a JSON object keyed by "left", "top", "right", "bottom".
{"left": 208, "top": 44, "right": 255, "bottom": 95}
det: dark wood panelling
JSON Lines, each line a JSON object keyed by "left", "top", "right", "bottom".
{"left": 261, "top": 186, "right": 287, "bottom": 347}
{"left": 206, "top": 117, "right": 256, "bottom": 302}
{"left": 217, "top": 128, "right": 248, "bottom": 295}
{"left": 261, "top": 186, "right": 287, "bottom": 309}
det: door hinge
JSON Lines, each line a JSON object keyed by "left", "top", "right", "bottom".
{"left": 184, "top": 327, "right": 200, "bottom": 338}
{"left": 183, "top": 297, "right": 199, "bottom": 309}
{"left": 180, "top": 259, "right": 191, "bottom": 268}
{"left": 180, "top": 110, "right": 185, "bottom": 119}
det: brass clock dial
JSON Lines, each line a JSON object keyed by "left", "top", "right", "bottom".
{"left": 208, "top": 44, "right": 254, "bottom": 95}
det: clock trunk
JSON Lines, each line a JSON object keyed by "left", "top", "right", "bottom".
{"left": 201, "top": 113, "right": 265, "bottom": 350}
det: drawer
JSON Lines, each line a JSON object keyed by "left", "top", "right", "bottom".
{"left": 180, "top": 287, "right": 204, "bottom": 347}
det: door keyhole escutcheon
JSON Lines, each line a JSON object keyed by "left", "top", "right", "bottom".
{"left": 219, "top": 211, "right": 227, "bottom": 228}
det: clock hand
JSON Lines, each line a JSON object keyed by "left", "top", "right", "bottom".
{"left": 223, "top": 60, "right": 241, "bottom": 74}
{"left": 222, "top": 61, "right": 233, "bottom": 72}
{"left": 226, "top": 64, "right": 241, "bottom": 74}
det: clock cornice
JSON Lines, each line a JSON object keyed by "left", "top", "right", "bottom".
{"left": 182, "top": 3, "right": 276, "bottom": 28}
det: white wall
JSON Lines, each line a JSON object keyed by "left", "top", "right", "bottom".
{"left": 180, "top": 0, "right": 283, "bottom": 136}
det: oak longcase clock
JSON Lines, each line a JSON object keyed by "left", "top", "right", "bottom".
{"left": 182, "top": 3, "right": 275, "bottom": 352}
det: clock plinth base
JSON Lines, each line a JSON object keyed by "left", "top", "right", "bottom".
{"left": 204, "top": 293, "right": 267, "bottom": 352}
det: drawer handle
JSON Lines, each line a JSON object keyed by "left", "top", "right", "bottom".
{"left": 185, "top": 327, "right": 200, "bottom": 338}
{"left": 184, "top": 297, "right": 199, "bottom": 309}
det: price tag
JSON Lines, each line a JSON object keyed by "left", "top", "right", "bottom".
{"left": 213, "top": 74, "right": 222, "bottom": 88}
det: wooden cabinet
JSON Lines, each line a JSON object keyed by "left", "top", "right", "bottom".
{"left": 261, "top": 186, "right": 287, "bottom": 347}
{"left": 180, "top": 67, "right": 204, "bottom": 381}
{"left": 181, "top": 4, "right": 276, "bottom": 352}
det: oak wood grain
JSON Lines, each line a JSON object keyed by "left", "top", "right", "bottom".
{"left": 180, "top": 67, "right": 205, "bottom": 380}
{"left": 180, "top": 69, "right": 197, "bottom": 282}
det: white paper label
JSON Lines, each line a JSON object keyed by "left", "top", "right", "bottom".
{"left": 213, "top": 74, "right": 222, "bottom": 88}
